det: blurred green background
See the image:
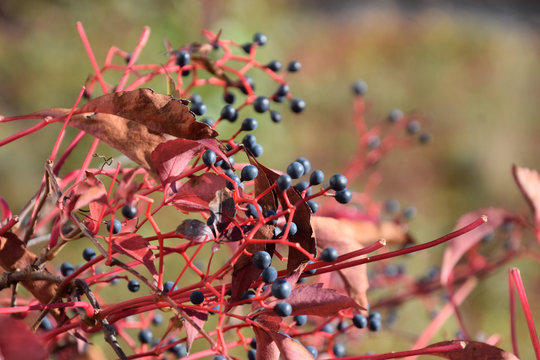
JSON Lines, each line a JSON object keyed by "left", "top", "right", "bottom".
{"left": 1, "top": 0, "right": 539, "bottom": 358}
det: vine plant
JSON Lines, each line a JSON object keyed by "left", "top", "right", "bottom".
{"left": 0, "top": 23, "right": 538, "bottom": 360}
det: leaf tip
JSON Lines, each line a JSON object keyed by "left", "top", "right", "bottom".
{"left": 459, "top": 340, "right": 467, "bottom": 349}
{"left": 481, "top": 215, "right": 488, "bottom": 223}
{"left": 379, "top": 238, "right": 387, "bottom": 246}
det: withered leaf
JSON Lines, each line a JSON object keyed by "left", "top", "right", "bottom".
{"left": 172, "top": 173, "right": 227, "bottom": 213}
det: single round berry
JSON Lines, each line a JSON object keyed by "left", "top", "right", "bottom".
{"left": 307, "top": 200, "right": 319, "bottom": 213}
{"left": 309, "top": 170, "right": 325, "bottom": 185}
{"left": 266, "top": 60, "right": 282, "bottom": 72}
{"left": 220, "top": 156, "right": 235, "bottom": 170}
{"left": 277, "top": 174, "right": 292, "bottom": 191}
{"left": 262, "top": 266, "right": 278, "bottom": 283}
{"left": 169, "top": 341, "right": 187, "bottom": 357}
{"left": 181, "top": 69, "right": 190, "bottom": 77}
{"left": 403, "top": 205, "right": 417, "bottom": 219}
{"left": 246, "top": 203, "right": 262, "bottom": 218}
{"left": 60, "top": 262, "right": 74, "bottom": 276}
{"left": 321, "top": 247, "right": 338, "bottom": 262}
{"left": 128, "top": 279, "right": 140, "bottom": 292}
{"left": 190, "top": 290, "right": 205, "bottom": 305}
{"left": 388, "top": 108, "right": 404, "bottom": 123}
{"left": 122, "top": 204, "right": 137, "bottom": 219}
{"left": 253, "top": 96, "right": 270, "bottom": 113}
{"left": 287, "top": 60, "right": 302, "bottom": 72}
{"left": 273, "top": 95, "right": 286, "bottom": 103}
{"left": 213, "top": 355, "right": 227, "bottom": 360}
{"left": 190, "top": 93, "right": 203, "bottom": 104}
{"left": 275, "top": 83, "right": 290, "bottom": 97}
{"left": 252, "top": 251, "right": 272, "bottom": 270}
{"left": 241, "top": 43, "right": 252, "bottom": 54}
{"left": 39, "top": 316, "right": 53, "bottom": 331}
{"left": 335, "top": 189, "right": 352, "bottom": 204}
{"left": 264, "top": 210, "right": 277, "bottom": 225}
{"left": 201, "top": 117, "right": 213, "bottom": 127}
{"left": 202, "top": 150, "right": 217, "bottom": 166}
{"left": 175, "top": 51, "right": 190, "bottom": 67}
{"left": 294, "top": 314, "right": 307, "bottom": 326}
{"left": 241, "top": 117, "right": 258, "bottom": 131}
{"left": 271, "top": 279, "right": 292, "bottom": 299}
{"left": 242, "top": 134, "right": 257, "bottom": 149}
{"left": 329, "top": 174, "right": 348, "bottom": 191}
{"left": 368, "top": 316, "right": 382, "bottom": 331}
{"left": 270, "top": 110, "right": 282, "bottom": 123}
{"left": 220, "top": 105, "right": 238, "bottom": 122}
{"left": 306, "top": 346, "right": 318, "bottom": 358}
{"left": 250, "top": 337, "right": 257, "bottom": 349}
{"left": 226, "top": 174, "right": 242, "bottom": 191}
{"left": 384, "top": 199, "right": 400, "bottom": 214}
{"left": 287, "top": 161, "right": 305, "bottom": 179}
{"left": 352, "top": 80, "right": 368, "bottom": 95}
{"left": 223, "top": 90, "right": 235, "bottom": 104}
{"left": 82, "top": 248, "right": 96, "bottom": 261}
{"left": 369, "top": 311, "right": 382, "bottom": 320}
{"left": 286, "top": 222, "right": 298, "bottom": 236}
{"left": 152, "top": 312, "right": 163, "bottom": 326}
{"left": 138, "top": 329, "right": 154, "bottom": 344}
{"left": 253, "top": 32, "right": 268, "bottom": 46}
{"left": 240, "top": 75, "right": 256, "bottom": 94}
{"left": 333, "top": 343, "right": 346, "bottom": 357}
{"left": 321, "top": 324, "right": 334, "bottom": 333}
{"left": 106, "top": 219, "right": 122, "bottom": 234}
{"left": 295, "top": 157, "right": 311, "bottom": 173}
{"left": 274, "top": 302, "right": 292, "bottom": 317}
{"left": 290, "top": 98, "right": 306, "bottom": 113}
{"left": 241, "top": 165, "right": 259, "bottom": 182}
{"left": 352, "top": 314, "right": 368, "bottom": 328}
{"left": 251, "top": 144, "right": 264, "bottom": 157}
{"left": 294, "top": 181, "right": 310, "bottom": 193}
{"left": 190, "top": 101, "right": 207, "bottom": 116}
{"left": 406, "top": 120, "right": 421, "bottom": 134}
{"left": 419, "top": 132, "right": 433, "bottom": 144}
{"left": 163, "top": 281, "right": 175, "bottom": 293}
{"left": 247, "top": 349, "right": 257, "bottom": 360}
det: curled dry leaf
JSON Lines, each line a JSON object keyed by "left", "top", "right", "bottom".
{"left": 428, "top": 340, "right": 519, "bottom": 360}
{"left": 22, "top": 89, "right": 217, "bottom": 174}
{"left": 311, "top": 216, "right": 409, "bottom": 309}
{"left": 513, "top": 165, "right": 540, "bottom": 228}
{"left": 441, "top": 208, "right": 511, "bottom": 286}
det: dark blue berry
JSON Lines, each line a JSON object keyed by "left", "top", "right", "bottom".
{"left": 241, "top": 290, "right": 256, "bottom": 300}
{"left": 264, "top": 209, "right": 277, "bottom": 225}
{"left": 266, "top": 60, "right": 282, "bottom": 72}
{"left": 60, "top": 262, "right": 74, "bottom": 276}
{"left": 242, "top": 134, "right": 256, "bottom": 149}
{"left": 82, "top": 248, "right": 96, "bottom": 261}
{"left": 307, "top": 200, "right": 319, "bottom": 213}
{"left": 335, "top": 189, "right": 352, "bottom": 204}
{"left": 240, "top": 75, "right": 256, "bottom": 94}
{"left": 175, "top": 51, "right": 190, "bottom": 67}
{"left": 295, "top": 157, "right": 311, "bottom": 173}
{"left": 294, "top": 314, "right": 307, "bottom": 326}
{"left": 138, "top": 329, "right": 154, "bottom": 344}
{"left": 220, "top": 156, "right": 235, "bottom": 170}
{"left": 226, "top": 174, "right": 242, "bottom": 191}
{"left": 388, "top": 108, "right": 403, "bottom": 123}
{"left": 306, "top": 346, "right": 318, "bottom": 358}
{"left": 275, "top": 84, "right": 290, "bottom": 97}
{"left": 273, "top": 95, "right": 286, "bottom": 103}
{"left": 403, "top": 205, "right": 417, "bottom": 219}
{"left": 419, "top": 132, "right": 432, "bottom": 144}
{"left": 270, "top": 110, "right": 282, "bottom": 123}
{"left": 321, "top": 247, "right": 338, "bottom": 262}
{"left": 271, "top": 279, "right": 291, "bottom": 299}
{"left": 128, "top": 279, "right": 140, "bottom": 292}
{"left": 333, "top": 343, "right": 346, "bottom": 357}
{"left": 106, "top": 219, "right": 122, "bottom": 234}
{"left": 262, "top": 266, "right": 278, "bottom": 283}
{"left": 352, "top": 80, "right": 368, "bottom": 95}
{"left": 122, "top": 204, "right": 137, "bottom": 219}
{"left": 274, "top": 302, "right": 292, "bottom": 317}
{"left": 368, "top": 311, "right": 382, "bottom": 320}
{"left": 241, "top": 165, "right": 258, "bottom": 182}
{"left": 384, "top": 199, "right": 400, "bottom": 214}
{"left": 287, "top": 161, "right": 305, "bottom": 179}
{"left": 309, "top": 170, "right": 324, "bottom": 185}
{"left": 252, "top": 251, "right": 272, "bottom": 269}
{"left": 321, "top": 324, "right": 334, "bottom": 333}
{"left": 329, "top": 174, "right": 348, "bottom": 191}
{"left": 290, "top": 98, "right": 306, "bottom": 113}
{"left": 277, "top": 174, "right": 292, "bottom": 191}
{"left": 294, "top": 181, "right": 310, "bottom": 193}
{"left": 250, "top": 337, "right": 257, "bottom": 349}
{"left": 368, "top": 316, "right": 382, "bottom": 331}
{"left": 39, "top": 316, "right": 53, "bottom": 331}
{"left": 190, "top": 102, "right": 207, "bottom": 116}
{"left": 181, "top": 69, "right": 190, "bottom": 77}
{"left": 251, "top": 144, "right": 264, "bottom": 157}
{"left": 241, "top": 117, "right": 258, "bottom": 131}
{"left": 242, "top": 43, "right": 252, "bottom": 54}
{"left": 169, "top": 342, "right": 187, "bottom": 357}
{"left": 152, "top": 312, "right": 163, "bottom": 325}
{"left": 190, "top": 290, "right": 205, "bottom": 305}
{"left": 283, "top": 222, "right": 298, "bottom": 236}
{"left": 247, "top": 349, "right": 257, "bottom": 360}
{"left": 163, "top": 281, "right": 176, "bottom": 293}
{"left": 213, "top": 356, "right": 226, "bottom": 360}
{"left": 352, "top": 314, "right": 368, "bottom": 328}
{"left": 246, "top": 203, "right": 262, "bottom": 218}
{"left": 201, "top": 117, "right": 213, "bottom": 127}
{"left": 253, "top": 32, "right": 268, "bottom": 46}
{"left": 223, "top": 90, "right": 235, "bottom": 104}
{"left": 337, "top": 320, "right": 349, "bottom": 331}
{"left": 202, "top": 150, "right": 217, "bottom": 166}
{"left": 220, "top": 105, "right": 238, "bottom": 122}
{"left": 253, "top": 96, "right": 270, "bottom": 113}
{"left": 287, "top": 61, "right": 301, "bottom": 72}
{"left": 304, "top": 261, "right": 316, "bottom": 275}
{"left": 190, "top": 93, "right": 203, "bottom": 104}
{"left": 406, "top": 120, "right": 421, "bottom": 134}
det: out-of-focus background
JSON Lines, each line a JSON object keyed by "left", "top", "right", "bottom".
{"left": 1, "top": 0, "right": 539, "bottom": 358}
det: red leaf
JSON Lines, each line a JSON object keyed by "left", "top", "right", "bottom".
{"left": 112, "top": 233, "right": 157, "bottom": 279}
{"left": 172, "top": 173, "right": 227, "bottom": 213}
{"left": 66, "top": 172, "right": 107, "bottom": 215}
{"left": 271, "top": 331, "right": 315, "bottom": 360}
{"left": 427, "top": 340, "right": 519, "bottom": 360}
{"left": 183, "top": 309, "right": 208, "bottom": 352}
{"left": 441, "top": 208, "right": 511, "bottom": 285}
{"left": 151, "top": 139, "right": 204, "bottom": 184}
{"left": 113, "top": 168, "right": 141, "bottom": 204}
{"left": 253, "top": 327, "right": 280, "bottom": 360}
{"left": 0, "top": 315, "right": 47, "bottom": 360}
{"left": 513, "top": 165, "right": 540, "bottom": 227}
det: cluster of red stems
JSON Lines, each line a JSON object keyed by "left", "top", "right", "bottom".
{"left": 0, "top": 23, "right": 539, "bottom": 360}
